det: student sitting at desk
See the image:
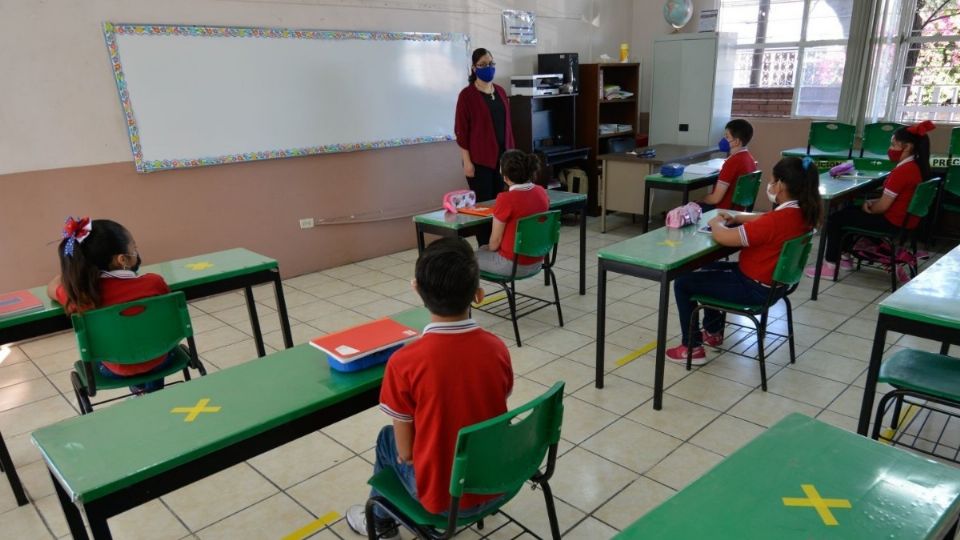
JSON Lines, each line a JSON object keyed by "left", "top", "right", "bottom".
{"left": 804, "top": 121, "right": 935, "bottom": 282}
{"left": 346, "top": 238, "right": 513, "bottom": 539}
{"left": 667, "top": 157, "right": 822, "bottom": 363}
{"left": 476, "top": 149, "right": 549, "bottom": 277}
{"left": 46, "top": 218, "right": 174, "bottom": 394}
{"left": 698, "top": 119, "right": 756, "bottom": 211}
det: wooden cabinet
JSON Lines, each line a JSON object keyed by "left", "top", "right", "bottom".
{"left": 576, "top": 63, "right": 640, "bottom": 215}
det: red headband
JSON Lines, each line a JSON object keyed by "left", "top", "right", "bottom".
{"left": 907, "top": 120, "right": 936, "bottom": 137}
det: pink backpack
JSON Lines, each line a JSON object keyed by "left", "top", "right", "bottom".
{"left": 665, "top": 202, "right": 702, "bottom": 229}
{"left": 442, "top": 190, "right": 476, "bottom": 213}
{"left": 829, "top": 161, "right": 855, "bottom": 177}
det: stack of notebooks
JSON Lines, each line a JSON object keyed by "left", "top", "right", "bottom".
{"left": 310, "top": 318, "right": 420, "bottom": 372}
{"left": 0, "top": 290, "right": 43, "bottom": 318}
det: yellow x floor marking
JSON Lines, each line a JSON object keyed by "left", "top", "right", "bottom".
{"left": 185, "top": 261, "right": 215, "bottom": 271}
{"left": 782, "top": 484, "right": 851, "bottom": 526}
{"left": 472, "top": 293, "right": 506, "bottom": 308}
{"left": 170, "top": 398, "right": 221, "bottom": 422}
{"left": 615, "top": 341, "right": 658, "bottom": 366}
{"left": 283, "top": 511, "right": 340, "bottom": 540}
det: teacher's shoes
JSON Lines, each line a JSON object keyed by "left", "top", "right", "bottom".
{"left": 346, "top": 505, "right": 400, "bottom": 540}
{"left": 666, "top": 344, "right": 707, "bottom": 366}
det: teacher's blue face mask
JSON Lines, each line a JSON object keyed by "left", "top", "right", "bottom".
{"left": 718, "top": 137, "right": 731, "bottom": 153}
{"left": 475, "top": 65, "right": 495, "bottom": 82}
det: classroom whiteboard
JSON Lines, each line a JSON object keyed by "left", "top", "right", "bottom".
{"left": 103, "top": 23, "right": 470, "bottom": 173}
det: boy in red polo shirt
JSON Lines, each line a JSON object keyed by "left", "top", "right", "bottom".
{"left": 699, "top": 119, "right": 758, "bottom": 211}
{"left": 346, "top": 238, "right": 513, "bottom": 539}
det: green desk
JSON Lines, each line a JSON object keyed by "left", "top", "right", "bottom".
{"left": 413, "top": 190, "right": 588, "bottom": 295}
{"left": 858, "top": 245, "right": 960, "bottom": 435}
{"left": 615, "top": 413, "right": 960, "bottom": 540}
{"left": 808, "top": 167, "right": 890, "bottom": 301}
{"left": 0, "top": 248, "right": 294, "bottom": 356}
{"left": 594, "top": 210, "right": 738, "bottom": 408}
{"left": 33, "top": 308, "right": 430, "bottom": 540}
{"left": 641, "top": 159, "right": 726, "bottom": 233}
{"left": 781, "top": 147, "right": 853, "bottom": 170}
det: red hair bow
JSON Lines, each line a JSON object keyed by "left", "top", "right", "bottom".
{"left": 907, "top": 120, "right": 936, "bottom": 137}
{"left": 62, "top": 216, "right": 92, "bottom": 257}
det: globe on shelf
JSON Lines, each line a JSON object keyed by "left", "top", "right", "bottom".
{"left": 663, "top": 0, "right": 694, "bottom": 30}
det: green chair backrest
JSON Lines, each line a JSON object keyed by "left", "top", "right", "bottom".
{"left": 731, "top": 170, "right": 762, "bottom": 210}
{"left": 448, "top": 382, "right": 564, "bottom": 498}
{"left": 808, "top": 121, "right": 855, "bottom": 153}
{"left": 946, "top": 166, "right": 960, "bottom": 198}
{"left": 853, "top": 157, "right": 895, "bottom": 172}
{"left": 71, "top": 292, "right": 193, "bottom": 365}
{"left": 950, "top": 127, "right": 960, "bottom": 159}
{"left": 772, "top": 232, "right": 814, "bottom": 287}
{"left": 906, "top": 177, "right": 941, "bottom": 219}
{"left": 861, "top": 122, "right": 905, "bottom": 156}
{"left": 513, "top": 210, "right": 561, "bottom": 259}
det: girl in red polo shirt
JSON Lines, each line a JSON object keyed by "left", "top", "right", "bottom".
{"left": 667, "top": 157, "right": 822, "bottom": 363}
{"left": 46, "top": 218, "right": 174, "bottom": 394}
{"left": 805, "top": 121, "right": 935, "bottom": 281}
{"left": 455, "top": 47, "right": 515, "bottom": 246}
{"left": 476, "top": 150, "right": 549, "bottom": 277}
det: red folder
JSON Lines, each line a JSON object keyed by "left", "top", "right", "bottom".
{"left": 0, "top": 290, "right": 43, "bottom": 318}
{"left": 310, "top": 318, "right": 420, "bottom": 362}
{"left": 458, "top": 206, "right": 495, "bottom": 217}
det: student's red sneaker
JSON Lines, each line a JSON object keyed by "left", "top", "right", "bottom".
{"left": 666, "top": 344, "right": 707, "bottom": 366}
{"left": 701, "top": 329, "right": 724, "bottom": 348}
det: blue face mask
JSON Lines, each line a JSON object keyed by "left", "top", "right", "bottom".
{"left": 475, "top": 66, "right": 495, "bottom": 83}
{"left": 718, "top": 137, "right": 731, "bottom": 153}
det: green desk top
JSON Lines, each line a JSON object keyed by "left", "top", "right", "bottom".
{"left": 818, "top": 169, "right": 887, "bottom": 200}
{"left": 781, "top": 147, "right": 853, "bottom": 160}
{"left": 615, "top": 413, "right": 960, "bottom": 540}
{"left": 879, "top": 245, "right": 960, "bottom": 330}
{"left": 644, "top": 159, "right": 727, "bottom": 185}
{"left": 412, "top": 189, "right": 586, "bottom": 229}
{"left": 598, "top": 210, "right": 733, "bottom": 271}
{"left": 31, "top": 307, "right": 430, "bottom": 503}
{"left": 0, "top": 248, "right": 277, "bottom": 332}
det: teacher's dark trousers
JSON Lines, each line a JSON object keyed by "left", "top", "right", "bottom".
{"left": 467, "top": 164, "right": 506, "bottom": 246}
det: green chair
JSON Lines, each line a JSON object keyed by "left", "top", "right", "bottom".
{"left": 364, "top": 382, "right": 565, "bottom": 540}
{"left": 837, "top": 177, "right": 942, "bottom": 292}
{"left": 476, "top": 210, "right": 563, "bottom": 347}
{"left": 730, "top": 170, "right": 762, "bottom": 211}
{"left": 807, "top": 121, "right": 856, "bottom": 158}
{"left": 69, "top": 291, "right": 207, "bottom": 414}
{"left": 860, "top": 122, "right": 905, "bottom": 157}
{"left": 0, "top": 430, "right": 27, "bottom": 506}
{"left": 686, "top": 232, "right": 814, "bottom": 390}
{"left": 951, "top": 126, "right": 960, "bottom": 159}
{"left": 871, "top": 348, "right": 960, "bottom": 463}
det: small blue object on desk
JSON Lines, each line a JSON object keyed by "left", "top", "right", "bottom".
{"left": 326, "top": 344, "right": 404, "bottom": 372}
{"left": 660, "top": 163, "right": 685, "bottom": 177}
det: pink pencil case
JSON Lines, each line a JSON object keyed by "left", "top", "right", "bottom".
{"left": 829, "top": 161, "right": 855, "bottom": 177}
{"left": 666, "top": 202, "right": 702, "bottom": 229}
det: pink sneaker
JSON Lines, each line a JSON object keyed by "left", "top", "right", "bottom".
{"left": 895, "top": 264, "right": 911, "bottom": 284}
{"left": 804, "top": 261, "right": 837, "bottom": 279}
{"left": 666, "top": 344, "right": 707, "bottom": 366}
{"left": 839, "top": 256, "right": 855, "bottom": 271}
{"left": 701, "top": 329, "right": 724, "bottom": 347}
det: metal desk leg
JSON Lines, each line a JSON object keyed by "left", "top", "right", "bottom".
{"left": 579, "top": 205, "right": 587, "bottom": 295}
{"left": 600, "top": 162, "right": 607, "bottom": 233}
{"left": 653, "top": 273, "right": 670, "bottom": 410}
{"left": 0, "top": 430, "right": 27, "bottom": 506}
{"left": 416, "top": 224, "right": 426, "bottom": 254}
{"left": 52, "top": 470, "right": 89, "bottom": 540}
{"left": 273, "top": 271, "right": 294, "bottom": 349}
{"left": 858, "top": 318, "right": 889, "bottom": 435}
{"left": 681, "top": 186, "right": 690, "bottom": 205}
{"left": 811, "top": 202, "right": 830, "bottom": 301}
{"left": 595, "top": 262, "right": 607, "bottom": 389}
{"left": 643, "top": 184, "right": 652, "bottom": 233}
{"left": 87, "top": 507, "right": 113, "bottom": 540}
{"left": 243, "top": 286, "right": 267, "bottom": 357}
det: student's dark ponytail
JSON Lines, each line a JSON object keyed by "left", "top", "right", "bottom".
{"left": 57, "top": 219, "right": 132, "bottom": 311}
{"left": 500, "top": 149, "right": 541, "bottom": 184}
{"left": 468, "top": 47, "right": 490, "bottom": 83}
{"left": 772, "top": 157, "right": 822, "bottom": 229}
{"left": 893, "top": 123, "right": 934, "bottom": 180}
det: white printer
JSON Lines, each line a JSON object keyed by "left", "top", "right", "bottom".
{"left": 510, "top": 74, "right": 563, "bottom": 96}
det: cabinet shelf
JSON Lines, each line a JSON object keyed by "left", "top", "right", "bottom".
{"left": 600, "top": 98, "right": 636, "bottom": 104}
{"left": 599, "top": 131, "right": 634, "bottom": 139}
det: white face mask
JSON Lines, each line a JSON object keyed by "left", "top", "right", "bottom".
{"left": 766, "top": 182, "right": 778, "bottom": 204}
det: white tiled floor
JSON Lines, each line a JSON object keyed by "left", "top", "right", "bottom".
{"left": 1, "top": 213, "right": 958, "bottom": 539}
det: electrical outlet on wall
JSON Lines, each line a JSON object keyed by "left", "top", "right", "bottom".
{"left": 299, "top": 218, "right": 315, "bottom": 229}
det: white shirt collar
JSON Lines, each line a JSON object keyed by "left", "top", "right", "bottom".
{"left": 774, "top": 200, "right": 800, "bottom": 211}
{"left": 508, "top": 182, "right": 536, "bottom": 191}
{"left": 895, "top": 155, "right": 915, "bottom": 168}
{"left": 422, "top": 318, "right": 480, "bottom": 335}
{"left": 730, "top": 146, "right": 749, "bottom": 155}
{"left": 100, "top": 269, "right": 138, "bottom": 279}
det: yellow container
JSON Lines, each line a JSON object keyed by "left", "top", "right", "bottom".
{"left": 619, "top": 43, "right": 629, "bottom": 62}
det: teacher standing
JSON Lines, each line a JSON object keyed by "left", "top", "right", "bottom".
{"left": 455, "top": 47, "right": 515, "bottom": 246}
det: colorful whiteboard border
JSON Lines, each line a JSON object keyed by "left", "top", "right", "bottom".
{"left": 102, "top": 22, "right": 468, "bottom": 173}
